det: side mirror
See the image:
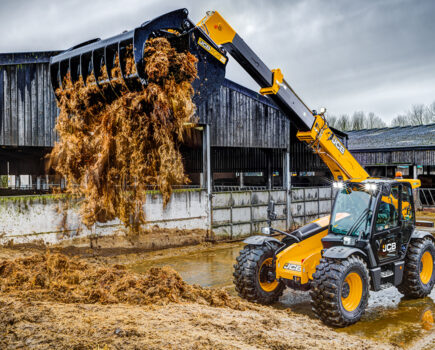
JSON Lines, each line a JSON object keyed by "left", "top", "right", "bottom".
{"left": 267, "top": 200, "right": 277, "bottom": 221}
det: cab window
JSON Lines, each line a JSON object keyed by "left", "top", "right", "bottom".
{"left": 400, "top": 184, "right": 414, "bottom": 243}
{"left": 401, "top": 185, "right": 414, "bottom": 222}
{"left": 376, "top": 185, "right": 400, "bottom": 232}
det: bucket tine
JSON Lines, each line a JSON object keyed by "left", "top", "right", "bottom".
{"left": 70, "top": 57, "right": 80, "bottom": 84}
{"left": 80, "top": 52, "right": 92, "bottom": 85}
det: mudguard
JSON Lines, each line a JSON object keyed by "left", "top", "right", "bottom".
{"left": 323, "top": 246, "right": 367, "bottom": 260}
{"left": 243, "top": 235, "right": 282, "bottom": 246}
{"left": 411, "top": 230, "right": 434, "bottom": 240}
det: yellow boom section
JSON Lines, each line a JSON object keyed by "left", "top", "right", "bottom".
{"left": 297, "top": 115, "right": 370, "bottom": 181}
{"left": 197, "top": 11, "right": 236, "bottom": 45}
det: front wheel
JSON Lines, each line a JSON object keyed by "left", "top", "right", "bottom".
{"left": 233, "top": 244, "right": 284, "bottom": 304}
{"left": 398, "top": 237, "right": 435, "bottom": 298}
{"left": 310, "top": 255, "right": 370, "bottom": 327}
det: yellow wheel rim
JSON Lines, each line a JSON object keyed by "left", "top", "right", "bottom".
{"left": 341, "top": 272, "right": 363, "bottom": 312}
{"left": 420, "top": 251, "right": 434, "bottom": 285}
{"left": 258, "top": 258, "right": 278, "bottom": 292}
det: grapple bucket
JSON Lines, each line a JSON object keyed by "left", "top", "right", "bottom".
{"left": 49, "top": 8, "right": 228, "bottom": 105}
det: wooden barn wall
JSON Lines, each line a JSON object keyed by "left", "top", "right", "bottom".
{"left": 197, "top": 84, "right": 290, "bottom": 149}
{"left": 289, "top": 128, "right": 327, "bottom": 172}
{"left": 0, "top": 63, "right": 58, "bottom": 147}
{"left": 211, "top": 147, "right": 284, "bottom": 172}
{"left": 353, "top": 150, "right": 435, "bottom": 166}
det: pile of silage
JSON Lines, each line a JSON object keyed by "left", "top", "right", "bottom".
{"left": 50, "top": 38, "right": 198, "bottom": 229}
{"left": 0, "top": 253, "right": 244, "bottom": 309}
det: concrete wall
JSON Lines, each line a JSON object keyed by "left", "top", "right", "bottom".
{"left": 0, "top": 190, "right": 208, "bottom": 244}
{"left": 290, "top": 187, "right": 337, "bottom": 227}
{"left": 0, "top": 186, "right": 335, "bottom": 245}
{"left": 211, "top": 187, "right": 337, "bottom": 240}
{"left": 211, "top": 190, "right": 287, "bottom": 240}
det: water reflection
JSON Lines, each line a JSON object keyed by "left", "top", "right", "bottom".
{"left": 338, "top": 294, "right": 435, "bottom": 347}
{"left": 129, "top": 243, "right": 243, "bottom": 289}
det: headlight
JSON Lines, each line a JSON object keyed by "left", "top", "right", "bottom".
{"left": 333, "top": 182, "right": 344, "bottom": 189}
{"left": 364, "top": 183, "right": 377, "bottom": 191}
{"left": 261, "top": 227, "right": 271, "bottom": 235}
{"left": 343, "top": 236, "right": 356, "bottom": 245}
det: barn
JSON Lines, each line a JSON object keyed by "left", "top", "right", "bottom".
{"left": 1, "top": 50, "right": 434, "bottom": 241}
{"left": 347, "top": 125, "right": 435, "bottom": 185}
{"left": 347, "top": 125, "right": 435, "bottom": 207}
{"left": 0, "top": 50, "right": 332, "bottom": 193}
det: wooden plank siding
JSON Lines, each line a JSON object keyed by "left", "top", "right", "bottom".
{"left": 0, "top": 62, "right": 58, "bottom": 147}
{"left": 352, "top": 150, "right": 435, "bottom": 167}
{"left": 197, "top": 80, "right": 290, "bottom": 149}
{"left": 1, "top": 54, "right": 289, "bottom": 150}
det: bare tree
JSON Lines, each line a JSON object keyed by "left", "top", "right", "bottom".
{"left": 391, "top": 114, "right": 410, "bottom": 127}
{"left": 351, "top": 111, "right": 366, "bottom": 130}
{"left": 336, "top": 114, "right": 351, "bottom": 131}
{"left": 326, "top": 114, "right": 338, "bottom": 128}
{"left": 424, "top": 101, "right": 435, "bottom": 124}
{"left": 366, "top": 112, "right": 386, "bottom": 128}
{"left": 407, "top": 104, "right": 426, "bottom": 125}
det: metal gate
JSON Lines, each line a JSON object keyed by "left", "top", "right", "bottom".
{"left": 419, "top": 188, "right": 435, "bottom": 208}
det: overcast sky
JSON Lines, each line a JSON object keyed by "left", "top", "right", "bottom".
{"left": 1, "top": 0, "right": 434, "bottom": 123}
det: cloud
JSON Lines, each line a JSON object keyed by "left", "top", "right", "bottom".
{"left": 1, "top": 0, "right": 434, "bottom": 122}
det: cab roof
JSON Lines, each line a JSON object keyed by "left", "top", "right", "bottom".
{"left": 352, "top": 178, "right": 421, "bottom": 189}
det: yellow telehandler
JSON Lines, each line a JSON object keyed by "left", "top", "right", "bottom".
{"left": 49, "top": 8, "right": 435, "bottom": 327}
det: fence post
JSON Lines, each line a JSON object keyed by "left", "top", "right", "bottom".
{"left": 283, "top": 150, "right": 291, "bottom": 230}
{"left": 203, "top": 124, "right": 213, "bottom": 240}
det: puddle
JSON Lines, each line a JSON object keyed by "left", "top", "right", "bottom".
{"left": 129, "top": 243, "right": 244, "bottom": 289}
{"left": 338, "top": 290, "right": 435, "bottom": 348}
{"left": 129, "top": 242, "right": 435, "bottom": 348}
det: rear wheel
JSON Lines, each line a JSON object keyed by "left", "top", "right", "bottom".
{"left": 310, "top": 255, "right": 369, "bottom": 327}
{"left": 233, "top": 244, "right": 284, "bottom": 304}
{"left": 398, "top": 238, "right": 435, "bottom": 298}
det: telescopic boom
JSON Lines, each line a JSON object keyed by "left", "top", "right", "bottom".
{"left": 197, "top": 11, "right": 370, "bottom": 181}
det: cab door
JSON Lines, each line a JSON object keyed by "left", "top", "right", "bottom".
{"left": 372, "top": 184, "right": 402, "bottom": 264}
{"left": 399, "top": 183, "right": 415, "bottom": 257}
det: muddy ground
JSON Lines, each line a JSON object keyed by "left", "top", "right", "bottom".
{"left": 0, "top": 247, "right": 394, "bottom": 350}
{"left": 0, "top": 213, "right": 433, "bottom": 349}
{"left": 0, "top": 296, "right": 394, "bottom": 350}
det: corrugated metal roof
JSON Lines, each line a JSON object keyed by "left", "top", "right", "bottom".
{"left": 347, "top": 124, "right": 435, "bottom": 151}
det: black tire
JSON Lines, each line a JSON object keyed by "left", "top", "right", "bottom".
{"left": 310, "top": 255, "right": 370, "bottom": 327}
{"left": 398, "top": 238, "right": 435, "bottom": 298}
{"left": 233, "top": 244, "right": 284, "bottom": 304}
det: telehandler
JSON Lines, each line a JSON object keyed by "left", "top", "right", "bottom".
{"left": 49, "top": 9, "right": 435, "bottom": 327}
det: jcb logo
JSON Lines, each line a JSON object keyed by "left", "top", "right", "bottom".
{"left": 197, "top": 38, "right": 227, "bottom": 64}
{"left": 382, "top": 242, "right": 396, "bottom": 253}
{"left": 198, "top": 38, "right": 212, "bottom": 52}
{"left": 332, "top": 136, "right": 345, "bottom": 155}
{"left": 283, "top": 263, "right": 301, "bottom": 272}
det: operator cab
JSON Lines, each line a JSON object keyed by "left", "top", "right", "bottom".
{"left": 323, "top": 179, "right": 415, "bottom": 265}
